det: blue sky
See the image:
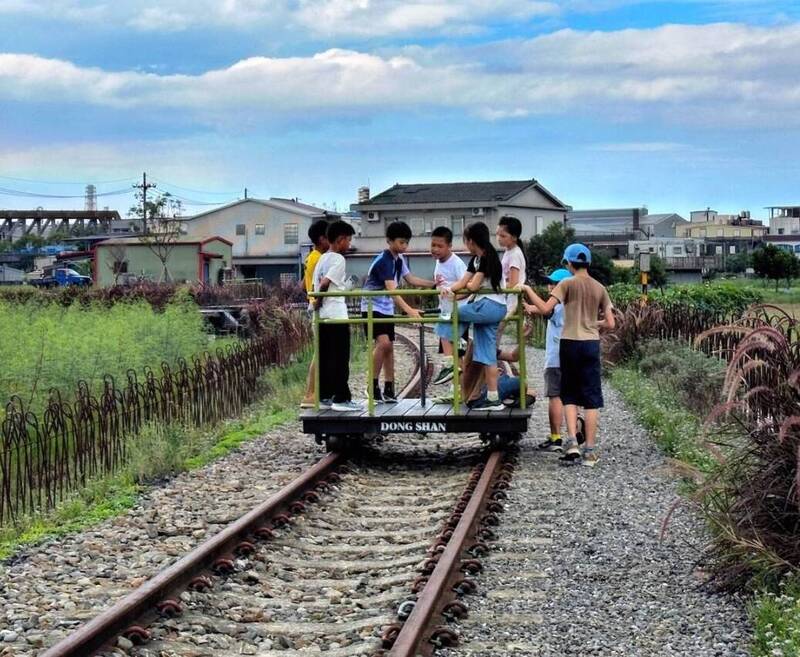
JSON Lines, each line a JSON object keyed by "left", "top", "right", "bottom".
{"left": 1, "top": 0, "right": 799, "bottom": 220}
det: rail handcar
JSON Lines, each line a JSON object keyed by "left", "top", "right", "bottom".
{"left": 301, "top": 288, "right": 533, "bottom": 451}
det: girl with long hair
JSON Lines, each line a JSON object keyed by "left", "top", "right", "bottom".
{"left": 440, "top": 221, "right": 508, "bottom": 411}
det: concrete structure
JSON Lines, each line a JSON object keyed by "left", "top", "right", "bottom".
{"left": 0, "top": 210, "right": 128, "bottom": 241}
{"left": 676, "top": 214, "right": 767, "bottom": 240}
{"left": 0, "top": 264, "right": 24, "bottom": 283}
{"left": 180, "top": 198, "right": 339, "bottom": 284}
{"left": 767, "top": 206, "right": 800, "bottom": 236}
{"left": 350, "top": 179, "right": 569, "bottom": 278}
{"left": 565, "top": 208, "right": 687, "bottom": 258}
{"left": 765, "top": 235, "right": 800, "bottom": 257}
{"left": 93, "top": 236, "right": 232, "bottom": 287}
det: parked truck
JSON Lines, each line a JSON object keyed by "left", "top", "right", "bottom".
{"left": 28, "top": 267, "right": 92, "bottom": 288}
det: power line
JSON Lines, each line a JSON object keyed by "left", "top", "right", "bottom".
{"left": 0, "top": 186, "right": 132, "bottom": 199}
{"left": 150, "top": 177, "right": 239, "bottom": 196}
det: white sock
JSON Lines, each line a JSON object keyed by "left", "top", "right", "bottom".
{"left": 487, "top": 390, "right": 499, "bottom": 401}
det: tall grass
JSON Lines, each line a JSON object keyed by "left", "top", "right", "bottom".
{"left": 0, "top": 294, "right": 226, "bottom": 414}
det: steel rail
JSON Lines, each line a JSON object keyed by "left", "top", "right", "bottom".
{"left": 388, "top": 449, "right": 505, "bottom": 657}
{"left": 41, "top": 452, "right": 345, "bottom": 657}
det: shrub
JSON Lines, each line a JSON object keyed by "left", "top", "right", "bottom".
{"left": 637, "top": 339, "right": 727, "bottom": 416}
{"left": 696, "top": 307, "right": 800, "bottom": 589}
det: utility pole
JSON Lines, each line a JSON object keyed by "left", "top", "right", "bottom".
{"left": 133, "top": 172, "right": 157, "bottom": 234}
{"left": 244, "top": 187, "right": 248, "bottom": 200}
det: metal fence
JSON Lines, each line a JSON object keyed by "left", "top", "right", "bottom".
{"left": 0, "top": 316, "right": 311, "bottom": 524}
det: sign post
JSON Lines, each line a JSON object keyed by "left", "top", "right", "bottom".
{"left": 639, "top": 253, "right": 651, "bottom": 303}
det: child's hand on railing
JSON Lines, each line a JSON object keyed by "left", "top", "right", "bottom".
{"left": 440, "top": 287, "right": 454, "bottom": 299}
{"left": 406, "top": 308, "right": 423, "bottom": 320}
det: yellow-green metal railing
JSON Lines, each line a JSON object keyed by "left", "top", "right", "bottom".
{"left": 307, "top": 288, "right": 527, "bottom": 416}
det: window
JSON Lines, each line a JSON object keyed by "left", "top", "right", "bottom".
{"left": 235, "top": 224, "right": 246, "bottom": 236}
{"left": 423, "top": 217, "right": 434, "bottom": 236}
{"left": 409, "top": 217, "right": 424, "bottom": 235}
{"left": 450, "top": 215, "right": 465, "bottom": 235}
{"left": 729, "top": 245, "right": 736, "bottom": 254}
{"left": 794, "top": 245, "right": 800, "bottom": 254}
{"left": 284, "top": 223, "right": 299, "bottom": 244}
{"left": 112, "top": 261, "right": 128, "bottom": 274}
{"left": 255, "top": 224, "right": 265, "bottom": 235}
{"left": 671, "top": 246, "right": 682, "bottom": 256}
{"left": 715, "top": 246, "right": 723, "bottom": 255}
{"left": 280, "top": 272, "right": 296, "bottom": 286}
{"left": 778, "top": 228, "right": 785, "bottom": 235}
{"left": 734, "top": 229, "right": 741, "bottom": 237}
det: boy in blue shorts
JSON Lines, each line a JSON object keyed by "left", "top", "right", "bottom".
{"left": 361, "top": 221, "right": 434, "bottom": 403}
{"left": 523, "top": 268, "right": 571, "bottom": 452}
{"left": 430, "top": 226, "right": 467, "bottom": 386}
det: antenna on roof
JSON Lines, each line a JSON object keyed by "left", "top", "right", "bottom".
{"left": 244, "top": 188, "right": 248, "bottom": 200}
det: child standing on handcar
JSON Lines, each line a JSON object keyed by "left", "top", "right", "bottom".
{"left": 440, "top": 221, "right": 507, "bottom": 412}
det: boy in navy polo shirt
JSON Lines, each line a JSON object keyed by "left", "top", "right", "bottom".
{"left": 361, "top": 221, "right": 434, "bottom": 402}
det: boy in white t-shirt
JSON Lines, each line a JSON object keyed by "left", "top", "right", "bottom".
{"left": 430, "top": 226, "right": 467, "bottom": 386}
{"left": 313, "top": 220, "right": 362, "bottom": 412}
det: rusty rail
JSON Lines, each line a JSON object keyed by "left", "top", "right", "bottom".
{"left": 387, "top": 449, "right": 510, "bottom": 656}
{"left": 40, "top": 452, "right": 345, "bottom": 657}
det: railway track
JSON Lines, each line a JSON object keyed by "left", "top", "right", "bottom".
{"left": 40, "top": 331, "right": 520, "bottom": 657}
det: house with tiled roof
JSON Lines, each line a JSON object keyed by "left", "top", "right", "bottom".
{"left": 349, "top": 179, "right": 569, "bottom": 277}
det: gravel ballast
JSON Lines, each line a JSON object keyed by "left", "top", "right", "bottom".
{"left": 440, "top": 345, "right": 750, "bottom": 657}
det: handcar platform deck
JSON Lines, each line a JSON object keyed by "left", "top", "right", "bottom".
{"left": 302, "top": 399, "right": 533, "bottom": 437}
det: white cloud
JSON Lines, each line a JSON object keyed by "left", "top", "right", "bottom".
{"left": 0, "top": 0, "right": 560, "bottom": 35}
{"left": 1, "top": 22, "right": 799, "bottom": 126}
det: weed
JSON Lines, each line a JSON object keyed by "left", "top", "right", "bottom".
{"left": 751, "top": 577, "right": 800, "bottom": 657}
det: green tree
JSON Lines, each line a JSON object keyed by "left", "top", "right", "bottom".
{"left": 13, "top": 234, "right": 45, "bottom": 250}
{"left": 588, "top": 249, "right": 617, "bottom": 286}
{"left": 725, "top": 252, "right": 751, "bottom": 274}
{"left": 128, "top": 191, "right": 185, "bottom": 283}
{"left": 526, "top": 222, "right": 575, "bottom": 281}
{"left": 752, "top": 244, "right": 800, "bottom": 291}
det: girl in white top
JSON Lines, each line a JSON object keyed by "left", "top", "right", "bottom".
{"left": 496, "top": 216, "right": 527, "bottom": 316}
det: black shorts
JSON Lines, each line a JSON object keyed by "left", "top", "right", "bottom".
{"left": 362, "top": 311, "right": 395, "bottom": 341}
{"left": 558, "top": 339, "right": 603, "bottom": 409}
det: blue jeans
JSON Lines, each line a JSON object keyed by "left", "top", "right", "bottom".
{"left": 475, "top": 374, "right": 520, "bottom": 403}
{"left": 438, "top": 298, "right": 506, "bottom": 366}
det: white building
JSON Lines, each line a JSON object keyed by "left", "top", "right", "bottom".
{"left": 767, "top": 206, "right": 800, "bottom": 236}
{"left": 180, "top": 198, "right": 339, "bottom": 284}
{"left": 350, "top": 179, "right": 569, "bottom": 277}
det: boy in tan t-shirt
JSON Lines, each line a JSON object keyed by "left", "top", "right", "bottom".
{"left": 522, "top": 243, "right": 614, "bottom": 467}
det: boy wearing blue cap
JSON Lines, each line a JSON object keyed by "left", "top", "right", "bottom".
{"left": 524, "top": 268, "right": 571, "bottom": 452}
{"left": 522, "top": 244, "right": 614, "bottom": 467}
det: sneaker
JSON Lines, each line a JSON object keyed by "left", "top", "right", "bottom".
{"left": 433, "top": 394, "right": 454, "bottom": 404}
{"left": 581, "top": 451, "right": 599, "bottom": 468}
{"left": 432, "top": 366, "right": 454, "bottom": 386}
{"left": 319, "top": 398, "right": 333, "bottom": 410}
{"left": 382, "top": 388, "right": 398, "bottom": 404}
{"left": 537, "top": 438, "right": 563, "bottom": 452}
{"left": 559, "top": 443, "right": 581, "bottom": 465}
{"left": 368, "top": 388, "right": 385, "bottom": 403}
{"left": 331, "top": 400, "right": 365, "bottom": 412}
{"left": 502, "top": 393, "right": 536, "bottom": 408}
{"left": 469, "top": 398, "right": 506, "bottom": 412}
